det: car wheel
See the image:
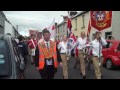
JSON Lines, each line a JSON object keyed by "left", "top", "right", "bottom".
{"left": 106, "top": 59, "right": 113, "bottom": 70}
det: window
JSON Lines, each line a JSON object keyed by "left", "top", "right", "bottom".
{"left": 60, "top": 26, "right": 62, "bottom": 33}
{"left": 56, "top": 28, "right": 57, "bottom": 33}
{"left": 58, "top": 27, "right": 59, "bottom": 33}
{"left": 1, "top": 16, "right": 4, "bottom": 27}
{"left": 81, "top": 15, "right": 85, "bottom": 29}
{"left": 117, "top": 43, "right": 120, "bottom": 51}
{"left": 56, "top": 36, "right": 57, "bottom": 40}
{"left": 105, "top": 32, "right": 112, "bottom": 39}
{"left": 0, "top": 40, "right": 11, "bottom": 76}
{"left": 63, "top": 24, "right": 64, "bottom": 32}
{"left": 92, "top": 34, "right": 95, "bottom": 40}
{"left": 0, "top": 15, "right": 2, "bottom": 26}
{"left": 75, "top": 18, "right": 77, "bottom": 30}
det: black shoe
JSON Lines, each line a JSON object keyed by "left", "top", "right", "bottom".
{"left": 101, "top": 75, "right": 103, "bottom": 79}
{"left": 74, "top": 65, "right": 75, "bottom": 69}
{"left": 83, "top": 75, "right": 86, "bottom": 79}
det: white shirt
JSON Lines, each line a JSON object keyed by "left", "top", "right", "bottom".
{"left": 58, "top": 41, "right": 68, "bottom": 54}
{"left": 85, "top": 37, "right": 107, "bottom": 58}
{"left": 44, "top": 40, "right": 50, "bottom": 48}
{"left": 75, "top": 37, "right": 87, "bottom": 50}
{"left": 44, "top": 40, "right": 53, "bottom": 65}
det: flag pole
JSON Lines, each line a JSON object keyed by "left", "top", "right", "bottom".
{"left": 99, "top": 11, "right": 103, "bottom": 67}
{"left": 67, "top": 11, "right": 69, "bottom": 38}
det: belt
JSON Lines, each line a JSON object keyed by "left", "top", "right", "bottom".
{"left": 93, "top": 56, "right": 98, "bottom": 57}
{"left": 79, "top": 50, "right": 83, "bottom": 51}
{"left": 45, "top": 58, "right": 52, "bottom": 60}
{"left": 93, "top": 56, "right": 103, "bottom": 58}
{"left": 61, "top": 52, "right": 67, "bottom": 54}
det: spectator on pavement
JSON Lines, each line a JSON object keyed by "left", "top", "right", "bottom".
{"left": 18, "top": 35, "right": 28, "bottom": 65}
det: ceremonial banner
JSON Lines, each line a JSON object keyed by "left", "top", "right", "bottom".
{"left": 29, "top": 30, "right": 38, "bottom": 36}
{"left": 90, "top": 11, "right": 112, "bottom": 31}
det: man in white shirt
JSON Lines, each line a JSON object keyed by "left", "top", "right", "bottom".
{"left": 85, "top": 31, "right": 107, "bottom": 79}
{"left": 58, "top": 34, "right": 69, "bottom": 79}
{"left": 73, "top": 31, "right": 87, "bottom": 79}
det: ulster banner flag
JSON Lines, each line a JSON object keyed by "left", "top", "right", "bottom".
{"left": 90, "top": 11, "right": 112, "bottom": 31}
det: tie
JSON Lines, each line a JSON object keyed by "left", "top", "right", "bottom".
{"left": 46, "top": 43, "right": 49, "bottom": 49}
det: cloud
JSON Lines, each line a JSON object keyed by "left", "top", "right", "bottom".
{"left": 3, "top": 11, "right": 80, "bottom": 36}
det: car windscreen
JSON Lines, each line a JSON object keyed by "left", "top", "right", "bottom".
{"left": 0, "top": 40, "right": 11, "bottom": 77}
{"left": 105, "top": 42, "right": 113, "bottom": 48}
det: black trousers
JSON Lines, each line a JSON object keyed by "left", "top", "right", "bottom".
{"left": 39, "top": 65, "right": 57, "bottom": 79}
{"left": 23, "top": 55, "right": 27, "bottom": 65}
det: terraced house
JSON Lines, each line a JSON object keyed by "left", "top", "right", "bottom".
{"left": 71, "top": 11, "right": 120, "bottom": 40}
{"left": 56, "top": 11, "right": 120, "bottom": 41}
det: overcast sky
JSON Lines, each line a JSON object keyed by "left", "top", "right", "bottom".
{"left": 3, "top": 11, "right": 79, "bottom": 36}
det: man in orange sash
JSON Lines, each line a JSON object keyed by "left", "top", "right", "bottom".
{"left": 35, "top": 29, "right": 62, "bottom": 79}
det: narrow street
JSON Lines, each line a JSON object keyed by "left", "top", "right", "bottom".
{"left": 25, "top": 56, "right": 120, "bottom": 79}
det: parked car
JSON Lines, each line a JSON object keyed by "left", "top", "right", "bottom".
{"left": 102, "top": 40, "right": 120, "bottom": 70}
{"left": 0, "top": 34, "right": 25, "bottom": 79}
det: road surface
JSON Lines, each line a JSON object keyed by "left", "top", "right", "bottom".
{"left": 24, "top": 56, "right": 120, "bottom": 79}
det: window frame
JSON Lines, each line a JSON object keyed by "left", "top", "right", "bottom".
{"left": 81, "top": 14, "right": 85, "bottom": 29}
{"left": 75, "top": 18, "right": 77, "bottom": 30}
{"left": 117, "top": 43, "right": 120, "bottom": 51}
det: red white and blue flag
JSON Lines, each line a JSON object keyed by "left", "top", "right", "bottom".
{"left": 69, "top": 33, "right": 77, "bottom": 44}
{"left": 67, "top": 33, "right": 77, "bottom": 55}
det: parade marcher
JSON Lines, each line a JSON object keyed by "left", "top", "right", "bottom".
{"left": 37, "top": 32, "right": 43, "bottom": 44}
{"left": 58, "top": 34, "right": 69, "bottom": 79}
{"left": 27, "top": 37, "right": 31, "bottom": 56}
{"left": 74, "top": 36, "right": 80, "bottom": 69}
{"left": 18, "top": 35, "right": 28, "bottom": 65}
{"left": 55, "top": 38, "right": 60, "bottom": 46}
{"left": 28, "top": 34, "right": 37, "bottom": 64}
{"left": 85, "top": 31, "right": 107, "bottom": 79}
{"left": 85, "top": 36, "right": 92, "bottom": 70}
{"left": 35, "top": 29, "right": 62, "bottom": 79}
{"left": 73, "top": 31, "right": 87, "bottom": 79}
